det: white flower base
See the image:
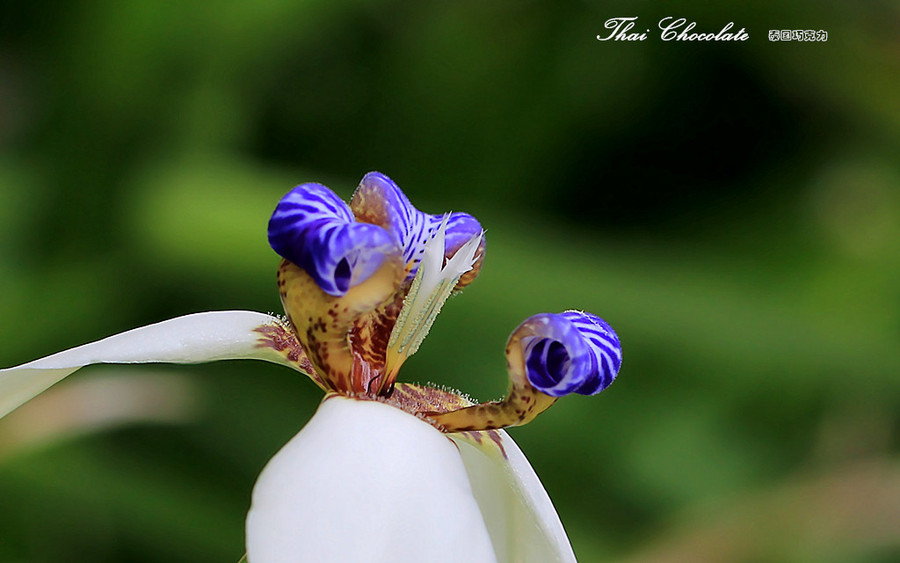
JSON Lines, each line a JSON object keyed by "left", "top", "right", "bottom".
{"left": 246, "top": 396, "right": 497, "bottom": 563}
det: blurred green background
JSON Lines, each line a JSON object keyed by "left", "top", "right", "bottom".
{"left": 1, "top": 1, "right": 899, "bottom": 562}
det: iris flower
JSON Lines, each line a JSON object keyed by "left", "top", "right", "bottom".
{"left": 0, "top": 172, "right": 622, "bottom": 562}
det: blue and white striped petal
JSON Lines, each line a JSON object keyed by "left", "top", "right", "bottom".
{"left": 351, "top": 172, "right": 485, "bottom": 282}
{"left": 521, "top": 311, "right": 622, "bottom": 397}
{"left": 268, "top": 183, "right": 399, "bottom": 296}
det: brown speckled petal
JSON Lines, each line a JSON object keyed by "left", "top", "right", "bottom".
{"left": 421, "top": 317, "right": 559, "bottom": 432}
{"left": 277, "top": 255, "right": 404, "bottom": 394}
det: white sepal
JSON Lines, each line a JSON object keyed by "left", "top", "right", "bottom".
{"left": 246, "top": 396, "right": 497, "bottom": 563}
{"left": 0, "top": 311, "right": 289, "bottom": 418}
{"left": 0, "top": 371, "right": 198, "bottom": 461}
{"left": 450, "top": 432, "right": 577, "bottom": 563}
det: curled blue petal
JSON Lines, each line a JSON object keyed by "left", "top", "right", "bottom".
{"left": 521, "top": 311, "right": 621, "bottom": 397}
{"left": 352, "top": 172, "right": 484, "bottom": 280}
{"left": 268, "top": 183, "right": 398, "bottom": 296}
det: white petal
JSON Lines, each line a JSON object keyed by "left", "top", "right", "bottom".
{"left": 246, "top": 396, "right": 497, "bottom": 563}
{"left": 450, "top": 431, "right": 577, "bottom": 563}
{"left": 0, "top": 311, "right": 290, "bottom": 419}
{"left": 0, "top": 370, "right": 198, "bottom": 461}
